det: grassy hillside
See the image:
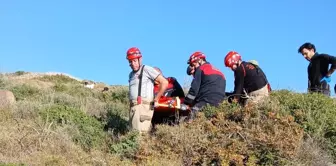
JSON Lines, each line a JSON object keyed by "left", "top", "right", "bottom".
{"left": 0, "top": 72, "right": 335, "bottom": 166}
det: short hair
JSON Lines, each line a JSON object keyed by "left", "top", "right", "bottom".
{"left": 298, "top": 42, "right": 316, "bottom": 53}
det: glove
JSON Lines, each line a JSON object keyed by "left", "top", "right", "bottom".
{"left": 180, "top": 103, "right": 189, "bottom": 111}
{"left": 320, "top": 76, "right": 331, "bottom": 83}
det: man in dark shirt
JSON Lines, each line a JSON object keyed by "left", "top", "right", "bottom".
{"left": 298, "top": 42, "right": 336, "bottom": 96}
{"left": 224, "top": 51, "right": 269, "bottom": 104}
{"left": 182, "top": 51, "right": 226, "bottom": 122}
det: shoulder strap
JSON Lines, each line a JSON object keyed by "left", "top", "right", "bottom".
{"left": 138, "top": 65, "right": 145, "bottom": 97}
{"left": 241, "top": 64, "right": 246, "bottom": 77}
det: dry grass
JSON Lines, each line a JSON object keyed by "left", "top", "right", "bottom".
{"left": 286, "top": 137, "right": 333, "bottom": 166}
{"left": 0, "top": 107, "right": 131, "bottom": 166}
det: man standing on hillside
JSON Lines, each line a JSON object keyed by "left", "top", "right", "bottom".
{"left": 182, "top": 51, "right": 226, "bottom": 122}
{"left": 298, "top": 42, "right": 336, "bottom": 96}
{"left": 127, "top": 47, "right": 168, "bottom": 133}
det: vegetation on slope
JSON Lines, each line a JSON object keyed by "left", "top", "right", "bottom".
{"left": 0, "top": 72, "right": 335, "bottom": 166}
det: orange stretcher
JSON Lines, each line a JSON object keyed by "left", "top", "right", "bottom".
{"left": 155, "top": 96, "right": 185, "bottom": 112}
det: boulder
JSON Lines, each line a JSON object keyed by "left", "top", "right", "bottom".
{"left": 0, "top": 90, "right": 16, "bottom": 109}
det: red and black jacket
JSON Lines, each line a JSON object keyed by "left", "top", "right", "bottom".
{"left": 233, "top": 61, "right": 268, "bottom": 96}
{"left": 154, "top": 77, "right": 185, "bottom": 98}
{"left": 184, "top": 62, "right": 226, "bottom": 106}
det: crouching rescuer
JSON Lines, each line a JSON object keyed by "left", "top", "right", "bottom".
{"left": 181, "top": 51, "right": 226, "bottom": 122}
{"left": 224, "top": 51, "right": 269, "bottom": 104}
{"left": 126, "top": 47, "right": 168, "bottom": 133}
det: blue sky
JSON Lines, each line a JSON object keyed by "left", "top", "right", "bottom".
{"left": 1, "top": 0, "right": 335, "bottom": 94}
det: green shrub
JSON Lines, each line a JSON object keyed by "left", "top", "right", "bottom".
{"left": 0, "top": 163, "right": 26, "bottom": 166}
{"left": 0, "top": 76, "right": 5, "bottom": 89}
{"left": 38, "top": 75, "right": 79, "bottom": 84}
{"left": 52, "top": 83, "right": 68, "bottom": 92}
{"left": 14, "top": 71, "right": 27, "bottom": 76}
{"left": 99, "top": 88, "right": 129, "bottom": 104}
{"left": 39, "top": 105, "right": 105, "bottom": 151}
{"left": 51, "top": 93, "right": 82, "bottom": 108}
{"left": 270, "top": 90, "right": 336, "bottom": 162}
{"left": 10, "top": 84, "right": 41, "bottom": 101}
{"left": 109, "top": 131, "right": 139, "bottom": 158}
{"left": 103, "top": 103, "right": 129, "bottom": 135}
{"left": 66, "top": 84, "right": 94, "bottom": 98}
{"left": 51, "top": 83, "right": 95, "bottom": 98}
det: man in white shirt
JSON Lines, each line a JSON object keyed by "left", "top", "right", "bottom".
{"left": 127, "top": 47, "right": 168, "bottom": 133}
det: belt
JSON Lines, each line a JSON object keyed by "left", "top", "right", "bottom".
{"left": 130, "top": 100, "right": 152, "bottom": 107}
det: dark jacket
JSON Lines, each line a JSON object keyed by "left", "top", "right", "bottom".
{"left": 154, "top": 77, "right": 185, "bottom": 98}
{"left": 233, "top": 61, "right": 268, "bottom": 95}
{"left": 184, "top": 62, "right": 226, "bottom": 107}
{"left": 308, "top": 52, "right": 336, "bottom": 89}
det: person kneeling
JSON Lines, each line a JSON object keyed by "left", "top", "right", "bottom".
{"left": 224, "top": 51, "right": 269, "bottom": 105}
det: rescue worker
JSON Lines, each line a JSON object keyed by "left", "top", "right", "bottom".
{"left": 298, "top": 42, "right": 336, "bottom": 96}
{"left": 182, "top": 51, "right": 226, "bottom": 122}
{"left": 127, "top": 47, "right": 168, "bottom": 133}
{"left": 224, "top": 51, "right": 269, "bottom": 104}
{"left": 152, "top": 67, "right": 186, "bottom": 126}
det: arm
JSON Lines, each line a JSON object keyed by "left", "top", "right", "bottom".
{"left": 325, "top": 54, "right": 336, "bottom": 76}
{"left": 184, "top": 68, "right": 202, "bottom": 105}
{"left": 233, "top": 66, "right": 245, "bottom": 97}
{"left": 154, "top": 75, "right": 168, "bottom": 101}
{"left": 144, "top": 66, "right": 168, "bottom": 101}
{"left": 327, "top": 69, "right": 336, "bottom": 77}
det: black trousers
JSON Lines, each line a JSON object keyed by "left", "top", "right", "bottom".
{"left": 308, "top": 82, "right": 330, "bottom": 96}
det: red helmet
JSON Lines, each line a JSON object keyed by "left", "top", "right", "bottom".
{"left": 224, "top": 51, "right": 242, "bottom": 68}
{"left": 126, "top": 47, "right": 142, "bottom": 60}
{"left": 187, "top": 51, "right": 206, "bottom": 64}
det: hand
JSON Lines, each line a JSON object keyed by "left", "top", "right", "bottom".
{"left": 320, "top": 76, "right": 331, "bottom": 83}
{"left": 151, "top": 99, "right": 159, "bottom": 108}
{"left": 232, "top": 98, "right": 239, "bottom": 103}
{"left": 227, "top": 95, "right": 234, "bottom": 103}
{"left": 154, "top": 100, "right": 160, "bottom": 108}
{"left": 180, "top": 104, "right": 189, "bottom": 111}
{"left": 228, "top": 96, "right": 238, "bottom": 103}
